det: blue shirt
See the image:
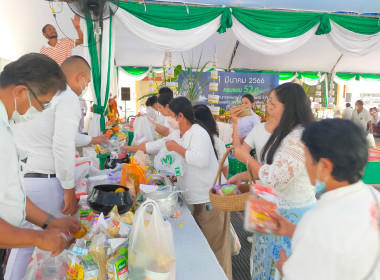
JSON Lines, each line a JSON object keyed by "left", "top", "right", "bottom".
{"left": 237, "top": 110, "right": 261, "bottom": 138}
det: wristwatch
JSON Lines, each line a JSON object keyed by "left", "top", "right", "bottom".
{"left": 41, "top": 214, "right": 55, "bottom": 230}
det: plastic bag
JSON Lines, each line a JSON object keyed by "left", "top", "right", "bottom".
{"left": 367, "top": 133, "right": 376, "bottom": 148}
{"left": 75, "top": 158, "right": 91, "bottom": 198}
{"left": 154, "top": 147, "right": 186, "bottom": 177}
{"left": 230, "top": 223, "right": 241, "bottom": 256}
{"left": 23, "top": 249, "right": 68, "bottom": 280}
{"left": 128, "top": 199, "right": 176, "bottom": 280}
{"left": 132, "top": 116, "right": 156, "bottom": 145}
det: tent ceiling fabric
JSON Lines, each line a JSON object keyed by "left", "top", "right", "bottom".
{"left": 152, "top": 0, "right": 380, "bottom": 14}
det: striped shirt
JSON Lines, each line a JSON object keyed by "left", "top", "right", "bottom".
{"left": 40, "top": 38, "right": 75, "bottom": 65}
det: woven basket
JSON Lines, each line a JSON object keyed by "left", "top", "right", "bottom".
{"left": 209, "top": 146, "right": 253, "bottom": 212}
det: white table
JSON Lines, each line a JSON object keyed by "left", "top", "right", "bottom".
{"left": 217, "top": 121, "right": 233, "bottom": 144}
{"left": 169, "top": 205, "right": 228, "bottom": 280}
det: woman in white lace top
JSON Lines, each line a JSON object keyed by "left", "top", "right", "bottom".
{"left": 229, "top": 83, "right": 316, "bottom": 280}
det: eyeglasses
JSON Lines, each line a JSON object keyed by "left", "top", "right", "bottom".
{"left": 24, "top": 85, "right": 51, "bottom": 110}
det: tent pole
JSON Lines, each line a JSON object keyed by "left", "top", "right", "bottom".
{"left": 227, "top": 40, "right": 240, "bottom": 71}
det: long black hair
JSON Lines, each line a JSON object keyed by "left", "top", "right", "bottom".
{"left": 193, "top": 104, "right": 219, "bottom": 137}
{"left": 302, "top": 119, "right": 367, "bottom": 184}
{"left": 169, "top": 97, "right": 218, "bottom": 159}
{"left": 261, "top": 82, "right": 315, "bottom": 164}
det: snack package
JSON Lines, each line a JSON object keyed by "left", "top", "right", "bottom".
{"left": 89, "top": 226, "right": 110, "bottom": 279}
{"left": 75, "top": 159, "right": 91, "bottom": 198}
{"left": 244, "top": 184, "right": 278, "bottom": 233}
{"left": 107, "top": 248, "right": 128, "bottom": 280}
{"left": 212, "top": 184, "right": 241, "bottom": 196}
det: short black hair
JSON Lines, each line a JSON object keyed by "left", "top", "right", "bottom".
{"left": 42, "top": 24, "right": 52, "bottom": 34}
{"left": 0, "top": 53, "right": 66, "bottom": 96}
{"left": 157, "top": 90, "right": 173, "bottom": 107}
{"left": 356, "top": 100, "right": 364, "bottom": 106}
{"left": 242, "top": 94, "right": 254, "bottom": 103}
{"left": 145, "top": 95, "right": 157, "bottom": 107}
{"left": 346, "top": 103, "right": 351, "bottom": 107}
{"left": 302, "top": 119, "right": 368, "bottom": 184}
{"left": 61, "top": 55, "right": 91, "bottom": 70}
{"left": 159, "top": 87, "right": 173, "bottom": 95}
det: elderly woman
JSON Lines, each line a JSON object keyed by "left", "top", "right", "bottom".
{"left": 229, "top": 83, "right": 316, "bottom": 279}
{"left": 269, "top": 119, "right": 380, "bottom": 279}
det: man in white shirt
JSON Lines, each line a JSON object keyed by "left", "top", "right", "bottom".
{"left": 0, "top": 53, "right": 81, "bottom": 276}
{"left": 6, "top": 56, "right": 106, "bottom": 280}
{"left": 342, "top": 102, "right": 353, "bottom": 119}
{"left": 351, "top": 100, "right": 372, "bottom": 133}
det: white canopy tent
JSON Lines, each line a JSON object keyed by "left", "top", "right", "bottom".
{"left": 1, "top": 0, "right": 380, "bottom": 135}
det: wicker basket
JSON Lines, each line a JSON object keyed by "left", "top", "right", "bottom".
{"left": 209, "top": 146, "right": 253, "bottom": 212}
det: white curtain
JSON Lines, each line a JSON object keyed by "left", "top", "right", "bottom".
{"left": 87, "top": 18, "right": 116, "bottom": 137}
{"left": 332, "top": 72, "right": 357, "bottom": 85}
{"left": 301, "top": 73, "right": 327, "bottom": 86}
{"left": 327, "top": 20, "right": 380, "bottom": 57}
{"left": 115, "top": 9, "right": 221, "bottom": 51}
{"left": 230, "top": 16, "right": 319, "bottom": 55}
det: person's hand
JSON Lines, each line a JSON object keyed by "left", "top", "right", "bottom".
{"left": 62, "top": 188, "right": 78, "bottom": 215}
{"left": 230, "top": 106, "right": 242, "bottom": 124}
{"left": 121, "top": 145, "right": 132, "bottom": 153}
{"left": 35, "top": 229, "right": 67, "bottom": 257}
{"left": 72, "top": 15, "right": 80, "bottom": 28}
{"left": 233, "top": 146, "right": 250, "bottom": 163}
{"left": 227, "top": 173, "right": 243, "bottom": 185}
{"left": 91, "top": 134, "right": 108, "bottom": 145}
{"left": 264, "top": 212, "right": 296, "bottom": 237}
{"left": 136, "top": 113, "right": 145, "bottom": 117}
{"left": 166, "top": 140, "right": 180, "bottom": 152}
{"left": 275, "top": 249, "right": 288, "bottom": 276}
{"left": 48, "top": 217, "right": 81, "bottom": 236}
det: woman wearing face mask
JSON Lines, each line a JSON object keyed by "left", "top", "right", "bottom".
{"left": 230, "top": 83, "right": 316, "bottom": 280}
{"left": 150, "top": 87, "right": 174, "bottom": 137}
{"left": 266, "top": 119, "right": 380, "bottom": 280}
{"left": 145, "top": 95, "right": 159, "bottom": 122}
{"left": 236, "top": 94, "right": 261, "bottom": 143}
{"left": 122, "top": 97, "right": 232, "bottom": 279}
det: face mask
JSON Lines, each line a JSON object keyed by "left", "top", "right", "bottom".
{"left": 79, "top": 77, "right": 88, "bottom": 98}
{"left": 355, "top": 106, "right": 359, "bottom": 110}
{"left": 167, "top": 116, "right": 179, "bottom": 130}
{"left": 314, "top": 161, "right": 327, "bottom": 194}
{"left": 11, "top": 91, "right": 40, "bottom": 123}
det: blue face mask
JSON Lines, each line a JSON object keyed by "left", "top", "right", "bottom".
{"left": 314, "top": 179, "right": 326, "bottom": 194}
{"left": 314, "top": 162, "right": 327, "bottom": 194}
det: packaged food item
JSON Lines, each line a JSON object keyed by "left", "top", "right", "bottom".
{"left": 244, "top": 184, "right": 278, "bottom": 233}
{"left": 82, "top": 255, "right": 99, "bottom": 280}
{"left": 89, "top": 227, "right": 109, "bottom": 279}
{"left": 107, "top": 248, "right": 128, "bottom": 280}
{"left": 74, "top": 224, "right": 88, "bottom": 239}
{"left": 212, "top": 184, "right": 241, "bottom": 196}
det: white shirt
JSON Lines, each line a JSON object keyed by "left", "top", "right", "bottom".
{"left": 244, "top": 122, "right": 271, "bottom": 163}
{"left": 14, "top": 86, "right": 88, "bottom": 189}
{"left": 258, "top": 126, "right": 316, "bottom": 209}
{"left": 0, "top": 101, "right": 26, "bottom": 226}
{"left": 283, "top": 181, "right": 380, "bottom": 280}
{"left": 351, "top": 108, "right": 371, "bottom": 132}
{"left": 342, "top": 107, "right": 353, "bottom": 120}
{"left": 146, "top": 124, "right": 225, "bottom": 204}
{"left": 214, "top": 135, "right": 228, "bottom": 167}
{"left": 237, "top": 110, "right": 261, "bottom": 138}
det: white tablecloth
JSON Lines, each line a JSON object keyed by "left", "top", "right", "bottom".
{"left": 217, "top": 121, "right": 233, "bottom": 144}
{"left": 169, "top": 205, "right": 228, "bottom": 280}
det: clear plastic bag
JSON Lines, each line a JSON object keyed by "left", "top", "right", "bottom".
{"left": 230, "top": 223, "right": 241, "bottom": 256}
{"left": 128, "top": 199, "right": 176, "bottom": 280}
{"left": 132, "top": 116, "right": 156, "bottom": 145}
{"left": 154, "top": 148, "right": 186, "bottom": 177}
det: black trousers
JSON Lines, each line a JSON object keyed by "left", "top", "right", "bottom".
{"left": 0, "top": 249, "right": 6, "bottom": 280}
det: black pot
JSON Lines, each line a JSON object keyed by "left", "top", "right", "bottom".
{"left": 104, "top": 155, "right": 130, "bottom": 169}
{"left": 87, "top": 184, "right": 133, "bottom": 215}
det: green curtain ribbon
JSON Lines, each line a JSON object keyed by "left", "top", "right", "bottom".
{"left": 316, "top": 14, "right": 331, "bottom": 35}
{"left": 231, "top": 8, "right": 322, "bottom": 38}
{"left": 121, "top": 67, "right": 150, "bottom": 76}
{"left": 119, "top": 2, "right": 224, "bottom": 30}
{"left": 330, "top": 14, "right": 380, "bottom": 35}
{"left": 218, "top": 8, "right": 233, "bottom": 34}
{"left": 102, "top": 16, "right": 113, "bottom": 132}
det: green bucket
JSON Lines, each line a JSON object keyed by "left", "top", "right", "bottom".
{"left": 96, "top": 154, "right": 109, "bottom": 170}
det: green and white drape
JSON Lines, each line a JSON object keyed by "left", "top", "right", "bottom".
{"left": 85, "top": 17, "right": 115, "bottom": 136}
{"left": 114, "top": 3, "right": 380, "bottom": 56}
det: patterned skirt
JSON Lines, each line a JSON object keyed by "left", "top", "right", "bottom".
{"left": 251, "top": 204, "right": 315, "bottom": 280}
